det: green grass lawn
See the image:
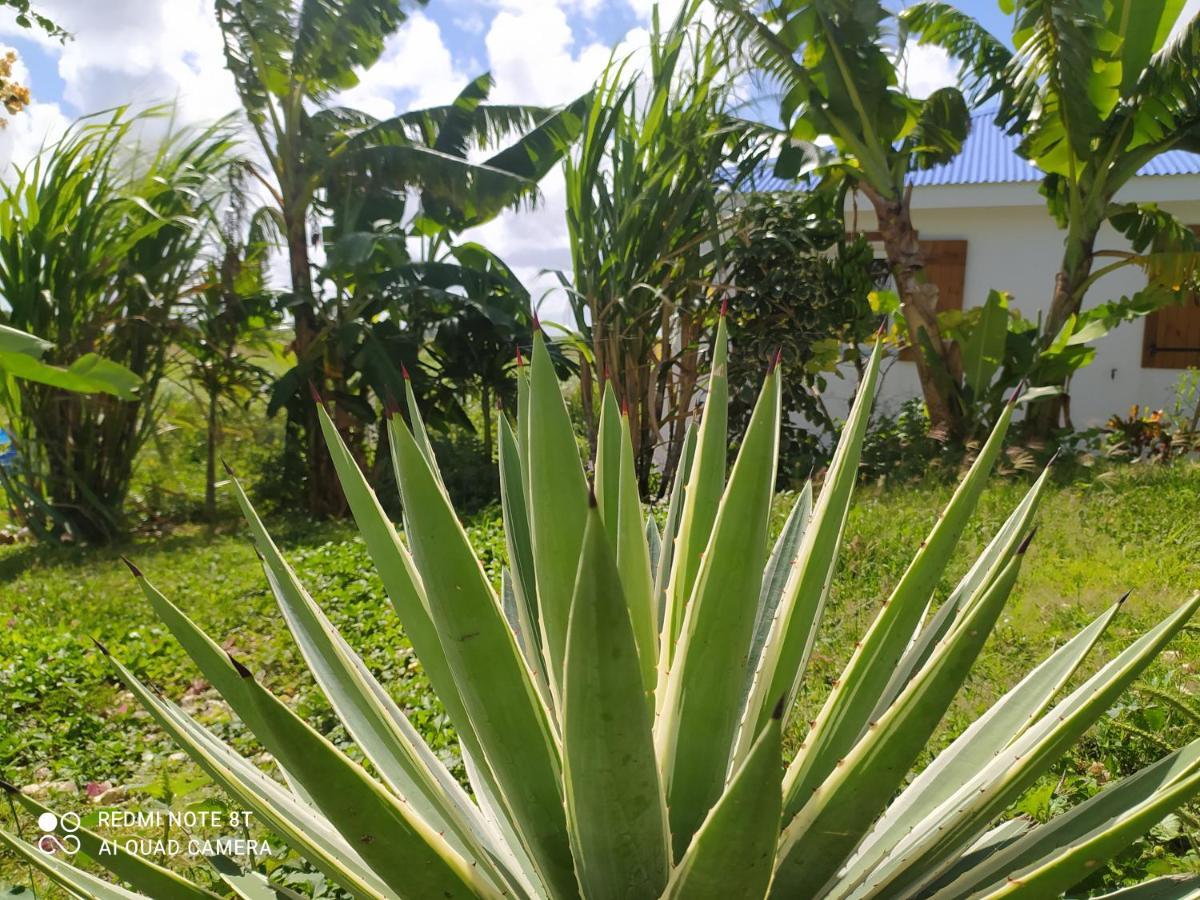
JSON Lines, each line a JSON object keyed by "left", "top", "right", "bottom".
{"left": 2, "top": 461, "right": 1198, "bottom": 896}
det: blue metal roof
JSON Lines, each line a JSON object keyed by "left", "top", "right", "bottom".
{"left": 752, "top": 111, "right": 1200, "bottom": 190}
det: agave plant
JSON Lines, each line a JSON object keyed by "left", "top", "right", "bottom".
{"left": 4, "top": 314, "right": 1200, "bottom": 900}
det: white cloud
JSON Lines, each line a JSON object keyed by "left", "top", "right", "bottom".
{"left": 484, "top": 1, "right": 614, "bottom": 106}
{"left": 338, "top": 12, "right": 465, "bottom": 118}
{"left": 899, "top": 41, "right": 959, "bottom": 98}
{"left": 0, "top": 0, "right": 237, "bottom": 170}
{"left": 625, "top": 0, "right": 687, "bottom": 25}
{"left": 469, "top": 1, "right": 668, "bottom": 322}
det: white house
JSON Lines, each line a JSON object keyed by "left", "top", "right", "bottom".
{"left": 763, "top": 112, "right": 1200, "bottom": 427}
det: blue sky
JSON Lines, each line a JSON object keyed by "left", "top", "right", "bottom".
{"left": 0, "top": 0, "right": 1022, "bottom": 317}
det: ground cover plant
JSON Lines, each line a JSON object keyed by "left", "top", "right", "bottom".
{"left": 2, "top": 318, "right": 1199, "bottom": 899}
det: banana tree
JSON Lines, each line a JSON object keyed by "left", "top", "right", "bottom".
{"left": 719, "top": 0, "right": 972, "bottom": 439}
{"left": 216, "top": 0, "right": 588, "bottom": 515}
{"left": 903, "top": 0, "right": 1200, "bottom": 436}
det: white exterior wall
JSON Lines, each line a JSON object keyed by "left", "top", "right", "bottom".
{"left": 823, "top": 174, "right": 1200, "bottom": 427}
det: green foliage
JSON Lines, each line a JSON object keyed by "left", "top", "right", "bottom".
{"left": 903, "top": 0, "right": 1200, "bottom": 412}
{"left": 216, "top": 0, "right": 587, "bottom": 515}
{"left": 725, "top": 190, "right": 882, "bottom": 479}
{"left": 719, "top": 0, "right": 972, "bottom": 438}
{"left": 0, "top": 0, "right": 66, "bottom": 39}
{"left": 0, "top": 108, "right": 239, "bottom": 542}
{"left": 564, "top": 0, "right": 771, "bottom": 490}
{"left": 6, "top": 317, "right": 1200, "bottom": 899}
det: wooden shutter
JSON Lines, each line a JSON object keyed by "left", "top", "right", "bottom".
{"left": 899, "top": 239, "right": 967, "bottom": 360}
{"left": 1142, "top": 294, "right": 1200, "bottom": 368}
{"left": 921, "top": 240, "right": 968, "bottom": 313}
{"left": 1141, "top": 225, "right": 1200, "bottom": 369}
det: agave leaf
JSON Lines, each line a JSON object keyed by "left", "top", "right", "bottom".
{"left": 389, "top": 409, "right": 578, "bottom": 898}
{"left": 226, "top": 660, "right": 494, "bottom": 898}
{"left": 527, "top": 329, "right": 590, "bottom": 708}
{"left": 617, "top": 409, "right": 658, "bottom": 692}
{"left": 594, "top": 381, "right": 623, "bottom": 547}
{"left": 1, "top": 783, "right": 218, "bottom": 899}
{"left": 1085, "top": 876, "right": 1200, "bottom": 899}
{"left": 857, "top": 592, "right": 1200, "bottom": 900}
{"left": 919, "top": 818, "right": 1037, "bottom": 894}
{"left": 562, "top": 501, "right": 670, "bottom": 898}
{"left": 103, "top": 652, "right": 397, "bottom": 899}
{"left": 736, "top": 341, "right": 882, "bottom": 763}
{"left": 516, "top": 352, "right": 532, "bottom": 507}
{"left": 662, "top": 707, "right": 783, "bottom": 900}
{"left": 774, "top": 546, "right": 1029, "bottom": 897}
{"left": 499, "top": 410, "right": 543, "bottom": 682}
{"left": 225, "top": 465, "right": 520, "bottom": 893}
{"left": 741, "top": 482, "right": 812, "bottom": 715}
{"left": 939, "top": 739, "right": 1200, "bottom": 898}
{"left": 783, "top": 401, "right": 1016, "bottom": 805}
{"left": 836, "top": 595, "right": 1121, "bottom": 894}
{"left": 0, "top": 825, "right": 147, "bottom": 899}
{"left": 401, "top": 370, "right": 442, "bottom": 488}
{"left": 315, "top": 406, "right": 476, "bottom": 758}
{"left": 501, "top": 568, "right": 528, "bottom": 658}
{"left": 646, "top": 514, "right": 662, "bottom": 590}
{"left": 460, "top": 741, "right": 546, "bottom": 898}
{"left": 656, "top": 360, "right": 780, "bottom": 855}
{"left": 125, "top": 566, "right": 491, "bottom": 898}
{"left": 653, "top": 422, "right": 697, "bottom": 633}
{"left": 658, "top": 312, "right": 729, "bottom": 672}
{"left": 870, "top": 464, "right": 1053, "bottom": 722}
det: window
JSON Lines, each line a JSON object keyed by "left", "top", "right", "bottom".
{"left": 1142, "top": 294, "right": 1200, "bottom": 369}
{"left": 1141, "top": 225, "right": 1200, "bottom": 369}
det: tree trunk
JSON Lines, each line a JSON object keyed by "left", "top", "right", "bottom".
{"left": 283, "top": 205, "right": 344, "bottom": 517}
{"left": 1028, "top": 228, "right": 1099, "bottom": 438}
{"left": 867, "top": 187, "right": 963, "bottom": 439}
{"left": 205, "top": 387, "right": 218, "bottom": 522}
{"left": 480, "top": 385, "right": 493, "bottom": 458}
